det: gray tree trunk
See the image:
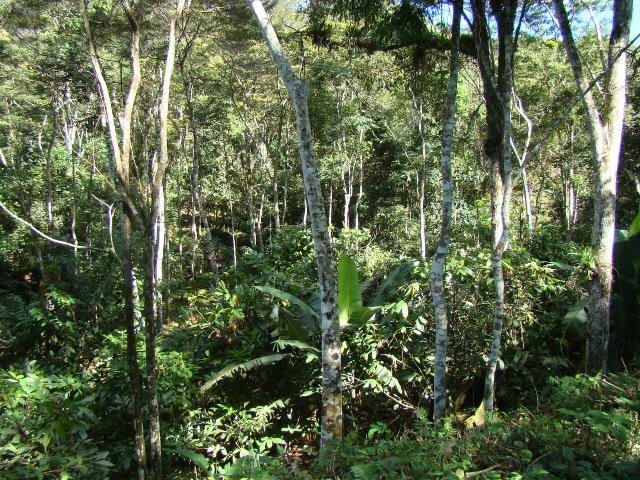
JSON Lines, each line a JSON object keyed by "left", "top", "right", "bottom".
{"left": 471, "top": 0, "right": 518, "bottom": 415}
{"left": 246, "top": 0, "right": 341, "bottom": 447}
{"left": 431, "top": 0, "right": 462, "bottom": 421}
{"left": 553, "top": 0, "right": 632, "bottom": 374}
{"left": 182, "top": 70, "right": 219, "bottom": 282}
{"left": 144, "top": 3, "right": 187, "bottom": 477}
{"left": 81, "top": 0, "right": 147, "bottom": 476}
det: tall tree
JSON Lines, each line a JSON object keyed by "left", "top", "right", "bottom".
{"left": 141, "top": 2, "right": 188, "bottom": 478}
{"left": 80, "top": 0, "right": 146, "bottom": 477}
{"left": 245, "top": 0, "right": 342, "bottom": 447}
{"left": 431, "top": 0, "right": 462, "bottom": 420}
{"left": 470, "top": 0, "right": 518, "bottom": 415}
{"left": 551, "top": 0, "right": 633, "bottom": 374}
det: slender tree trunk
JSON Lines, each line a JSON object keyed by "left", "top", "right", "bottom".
{"left": 165, "top": 220, "right": 171, "bottom": 321}
{"left": 273, "top": 154, "right": 280, "bottom": 229}
{"left": 123, "top": 214, "right": 147, "bottom": 480}
{"left": 257, "top": 189, "right": 265, "bottom": 251}
{"left": 561, "top": 143, "right": 577, "bottom": 240}
{"left": 410, "top": 92, "right": 429, "bottom": 260}
{"left": 247, "top": 184, "right": 258, "bottom": 248}
{"left": 145, "top": 4, "right": 188, "bottom": 477}
{"left": 282, "top": 126, "right": 290, "bottom": 225}
{"left": 328, "top": 179, "right": 333, "bottom": 236}
{"left": 342, "top": 162, "right": 352, "bottom": 230}
{"left": 419, "top": 171, "right": 427, "bottom": 259}
{"left": 38, "top": 115, "right": 57, "bottom": 234}
{"left": 553, "top": 0, "right": 632, "bottom": 374}
{"left": 182, "top": 72, "right": 219, "bottom": 281}
{"left": 302, "top": 195, "right": 308, "bottom": 227}
{"left": 471, "top": 0, "right": 517, "bottom": 415}
{"left": 153, "top": 181, "right": 166, "bottom": 332}
{"left": 81, "top": 1, "right": 147, "bottom": 476}
{"left": 354, "top": 129, "right": 365, "bottom": 230}
{"left": 246, "top": 0, "right": 341, "bottom": 447}
{"left": 190, "top": 183, "right": 198, "bottom": 276}
{"left": 431, "top": 0, "right": 462, "bottom": 421}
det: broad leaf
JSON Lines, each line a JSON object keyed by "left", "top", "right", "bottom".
{"left": 348, "top": 306, "right": 378, "bottom": 326}
{"left": 255, "top": 286, "right": 319, "bottom": 339}
{"left": 201, "top": 354, "right": 291, "bottom": 392}
{"left": 279, "top": 308, "right": 314, "bottom": 341}
{"left": 370, "top": 261, "right": 414, "bottom": 306}
{"left": 168, "top": 448, "right": 209, "bottom": 471}
{"left": 628, "top": 209, "right": 640, "bottom": 238}
{"left": 273, "top": 339, "right": 320, "bottom": 354}
{"left": 338, "top": 256, "right": 363, "bottom": 326}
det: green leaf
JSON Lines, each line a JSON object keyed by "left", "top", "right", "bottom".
{"left": 255, "top": 286, "right": 319, "bottom": 339}
{"left": 168, "top": 448, "right": 210, "bottom": 471}
{"left": 347, "top": 306, "right": 378, "bottom": 326}
{"left": 338, "top": 256, "right": 363, "bottom": 327}
{"left": 255, "top": 286, "right": 320, "bottom": 320}
{"left": 273, "top": 339, "right": 320, "bottom": 354}
{"left": 201, "top": 354, "right": 291, "bottom": 392}
{"left": 628, "top": 208, "right": 640, "bottom": 237}
{"left": 370, "top": 261, "right": 414, "bottom": 306}
{"left": 279, "top": 308, "right": 313, "bottom": 341}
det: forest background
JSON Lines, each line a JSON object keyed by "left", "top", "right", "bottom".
{"left": 1, "top": 0, "right": 640, "bottom": 479}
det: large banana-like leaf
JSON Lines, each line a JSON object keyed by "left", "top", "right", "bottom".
{"left": 273, "top": 339, "right": 320, "bottom": 354}
{"left": 200, "top": 353, "right": 291, "bottom": 392}
{"left": 338, "top": 256, "right": 363, "bottom": 326}
{"left": 370, "top": 261, "right": 414, "bottom": 306}
{"left": 255, "top": 285, "right": 319, "bottom": 339}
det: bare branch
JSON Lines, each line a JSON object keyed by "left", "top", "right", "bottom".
{"left": 0, "top": 199, "right": 100, "bottom": 250}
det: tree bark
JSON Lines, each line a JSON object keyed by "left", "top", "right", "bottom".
{"left": 471, "top": 0, "right": 518, "bottom": 415}
{"left": 431, "top": 0, "right": 462, "bottom": 421}
{"left": 246, "top": 0, "right": 341, "bottom": 447}
{"left": 181, "top": 71, "right": 219, "bottom": 279}
{"left": 144, "top": 3, "right": 188, "bottom": 477}
{"left": 81, "top": 1, "right": 147, "bottom": 476}
{"left": 553, "top": 0, "right": 632, "bottom": 374}
{"left": 354, "top": 128, "right": 365, "bottom": 230}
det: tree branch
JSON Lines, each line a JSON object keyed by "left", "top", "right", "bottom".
{"left": 515, "top": 32, "right": 640, "bottom": 180}
{"left": 0, "top": 199, "right": 100, "bottom": 250}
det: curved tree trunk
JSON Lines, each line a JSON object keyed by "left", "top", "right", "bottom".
{"left": 81, "top": 1, "right": 147, "bottom": 477}
{"left": 471, "top": 0, "right": 518, "bottom": 415}
{"left": 246, "top": 0, "right": 341, "bottom": 448}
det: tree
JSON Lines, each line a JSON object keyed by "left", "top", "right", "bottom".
{"left": 244, "top": 0, "right": 342, "bottom": 448}
{"left": 80, "top": 1, "right": 147, "bottom": 477}
{"left": 552, "top": 0, "right": 633, "bottom": 373}
{"left": 470, "top": 0, "right": 518, "bottom": 415}
{"left": 431, "top": 0, "right": 462, "bottom": 420}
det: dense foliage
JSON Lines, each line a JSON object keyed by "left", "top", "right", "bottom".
{"left": 0, "top": 0, "right": 638, "bottom": 478}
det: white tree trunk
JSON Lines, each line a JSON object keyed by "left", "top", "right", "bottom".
{"left": 431, "top": 0, "right": 462, "bottom": 421}
{"left": 246, "top": 0, "right": 341, "bottom": 447}
{"left": 553, "top": 0, "right": 631, "bottom": 373}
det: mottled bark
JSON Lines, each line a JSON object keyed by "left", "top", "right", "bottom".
{"left": 246, "top": 0, "right": 341, "bottom": 447}
{"left": 471, "top": 0, "right": 517, "bottom": 415}
{"left": 553, "top": 0, "right": 632, "bottom": 374}
{"left": 81, "top": 1, "right": 146, "bottom": 476}
{"left": 431, "top": 0, "right": 462, "bottom": 421}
